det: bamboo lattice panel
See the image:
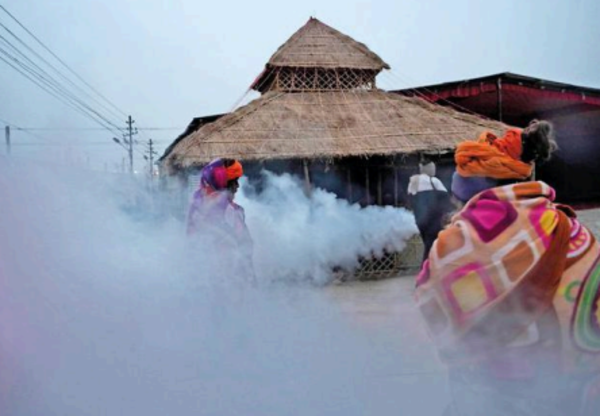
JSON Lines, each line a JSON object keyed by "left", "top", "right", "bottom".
{"left": 354, "top": 234, "right": 423, "bottom": 280}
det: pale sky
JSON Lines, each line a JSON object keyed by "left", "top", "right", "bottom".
{"left": 1, "top": 0, "right": 598, "bottom": 172}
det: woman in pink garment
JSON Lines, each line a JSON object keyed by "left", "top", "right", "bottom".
{"left": 187, "top": 158, "right": 254, "bottom": 282}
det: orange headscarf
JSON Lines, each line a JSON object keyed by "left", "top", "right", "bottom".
{"left": 225, "top": 160, "right": 243, "bottom": 181}
{"left": 455, "top": 128, "right": 532, "bottom": 179}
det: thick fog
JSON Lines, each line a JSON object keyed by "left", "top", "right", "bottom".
{"left": 0, "top": 158, "right": 449, "bottom": 416}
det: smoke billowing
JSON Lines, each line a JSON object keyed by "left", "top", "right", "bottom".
{"left": 237, "top": 172, "right": 418, "bottom": 283}
{"left": 0, "top": 159, "right": 449, "bottom": 416}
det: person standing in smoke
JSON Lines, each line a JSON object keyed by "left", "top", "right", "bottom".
{"left": 415, "top": 120, "right": 600, "bottom": 415}
{"left": 407, "top": 160, "right": 452, "bottom": 262}
{"left": 187, "top": 158, "right": 255, "bottom": 282}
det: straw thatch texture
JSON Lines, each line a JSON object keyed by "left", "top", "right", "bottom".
{"left": 163, "top": 89, "right": 509, "bottom": 171}
{"left": 266, "top": 17, "right": 389, "bottom": 71}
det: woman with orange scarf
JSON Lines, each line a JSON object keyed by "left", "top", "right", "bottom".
{"left": 187, "top": 158, "right": 255, "bottom": 282}
{"left": 450, "top": 120, "right": 556, "bottom": 203}
{"left": 416, "top": 121, "right": 600, "bottom": 415}
{"left": 187, "top": 158, "right": 245, "bottom": 236}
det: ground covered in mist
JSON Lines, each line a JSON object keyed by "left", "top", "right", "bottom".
{"left": 0, "top": 159, "right": 449, "bottom": 416}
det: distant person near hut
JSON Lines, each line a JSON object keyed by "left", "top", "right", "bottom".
{"left": 187, "top": 158, "right": 255, "bottom": 282}
{"left": 415, "top": 120, "right": 600, "bottom": 415}
{"left": 407, "top": 161, "right": 452, "bottom": 262}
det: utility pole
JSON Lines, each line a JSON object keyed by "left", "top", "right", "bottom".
{"left": 111, "top": 115, "right": 138, "bottom": 175}
{"left": 144, "top": 138, "right": 158, "bottom": 177}
{"left": 126, "top": 115, "right": 137, "bottom": 174}
{"left": 5, "top": 125, "right": 10, "bottom": 155}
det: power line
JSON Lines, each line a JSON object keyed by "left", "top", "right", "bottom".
{"left": 0, "top": 23, "right": 126, "bottom": 132}
{"left": 0, "top": 45, "right": 124, "bottom": 135}
{"left": 0, "top": 115, "right": 50, "bottom": 143}
{"left": 9, "top": 141, "right": 167, "bottom": 148}
{"left": 0, "top": 4, "right": 144, "bottom": 152}
{"left": 0, "top": 4, "right": 128, "bottom": 118}
{"left": 11, "top": 142, "right": 135, "bottom": 146}
{"left": 0, "top": 46, "right": 123, "bottom": 136}
{"left": 0, "top": 116, "right": 169, "bottom": 155}
{"left": 380, "top": 69, "right": 492, "bottom": 119}
{"left": 0, "top": 21, "right": 125, "bottom": 122}
{"left": 0, "top": 4, "right": 184, "bottom": 161}
{"left": 136, "top": 127, "right": 184, "bottom": 131}
{"left": 15, "top": 127, "right": 182, "bottom": 131}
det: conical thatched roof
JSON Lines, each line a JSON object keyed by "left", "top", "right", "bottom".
{"left": 265, "top": 17, "right": 389, "bottom": 70}
{"left": 162, "top": 18, "right": 511, "bottom": 173}
{"left": 163, "top": 90, "right": 507, "bottom": 171}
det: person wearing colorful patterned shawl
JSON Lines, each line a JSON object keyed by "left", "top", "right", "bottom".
{"left": 187, "top": 158, "right": 255, "bottom": 282}
{"left": 415, "top": 121, "right": 600, "bottom": 415}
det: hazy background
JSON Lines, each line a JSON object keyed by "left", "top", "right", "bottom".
{"left": 1, "top": 0, "right": 598, "bottom": 171}
{"left": 2, "top": 3, "right": 598, "bottom": 414}
{"left": 0, "top": 159, "right": 444, "bottom": 416}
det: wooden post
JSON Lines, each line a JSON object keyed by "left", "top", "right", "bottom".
{"left": 303, "top": 159, "right": 311, "bottom": 195}
{"left": 377, "top": 168, "right": 383, "bottom": 205}
{"left": 394, "top": 167, "right": 399, "bottom": 206}
{"left": 365, "top": 166, "right": 370, "bottom": 205}
{"left": 346, "top": 169, "right": 353, "bottom": 202}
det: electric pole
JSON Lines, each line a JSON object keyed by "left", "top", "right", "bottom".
{"left": 144, "top": 138, "right": 158, "bottom": 177}
{"left": 126, "top": 115, "right": 137, "bottom": 174}
{"left": 5, "top": 125, "right": 10, "bottom": 155}
{"left": 111, "top": 116, "right": 138, "bottom": 175}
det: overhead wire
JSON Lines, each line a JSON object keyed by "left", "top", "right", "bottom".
{"left": 0, "top": 20, "right": 126, "bottom": 122}
{"left": 376, "top": 70, "right": 499, "bottom": 140}
{"left": 10, "top": 126, "right": 181, "bottom": 131}
{"left": 0, "top": 114, "right": 63, "bottom": 144}
{"left": 380, "top": 68, "right": 494, "bottom": 120}
{"left": 0, "top": 43, "right": 124, "bottom": 135}
{"left": 0, "top": 4, "right": 153, "bottom": 166}
{"left": 0, "top": 4, "right": 188, "bottom": 171}
{"left": 0, "top": 4, "right": 128, "bottom": 118}
{"left": 0, "top": 21, "right": 126, "bottom": 132}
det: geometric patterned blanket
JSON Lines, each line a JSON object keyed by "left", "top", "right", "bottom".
{"left": 415, "top": 181, "right": 600, "bottom": 374}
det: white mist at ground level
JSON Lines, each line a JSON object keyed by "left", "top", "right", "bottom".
{"left": 0, "top": 159, "right": 448, "bottom": 416}
{"left": 237, "top": 172, "right": 418, "bottom": 283}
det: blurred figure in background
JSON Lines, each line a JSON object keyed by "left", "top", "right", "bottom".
{"left": 407, "top": 160, "right": 452, "bottom": 262}
{"left": 415, "top": 120, "right": 600, "bottom": 415}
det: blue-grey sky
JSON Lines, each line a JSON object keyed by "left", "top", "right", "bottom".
{"left": 1, "top": 0, "right": 598, "bottom": 171}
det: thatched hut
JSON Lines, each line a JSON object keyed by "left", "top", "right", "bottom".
{"left": 159, "top": 18, "right": 510, "bottom": 276}
{"left": 161, "top": 18, "right": 507, "bottom": 202}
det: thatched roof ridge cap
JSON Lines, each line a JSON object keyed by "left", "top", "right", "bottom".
{"left": 267, "top": 17, "right": 390, "bottom": 71}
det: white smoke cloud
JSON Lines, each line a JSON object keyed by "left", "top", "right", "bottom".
{"left": 237, "top": 172, "right": 418, "bottom": 284}
{"left": 0, "top": 158, "right": 448, "bottom": 416}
